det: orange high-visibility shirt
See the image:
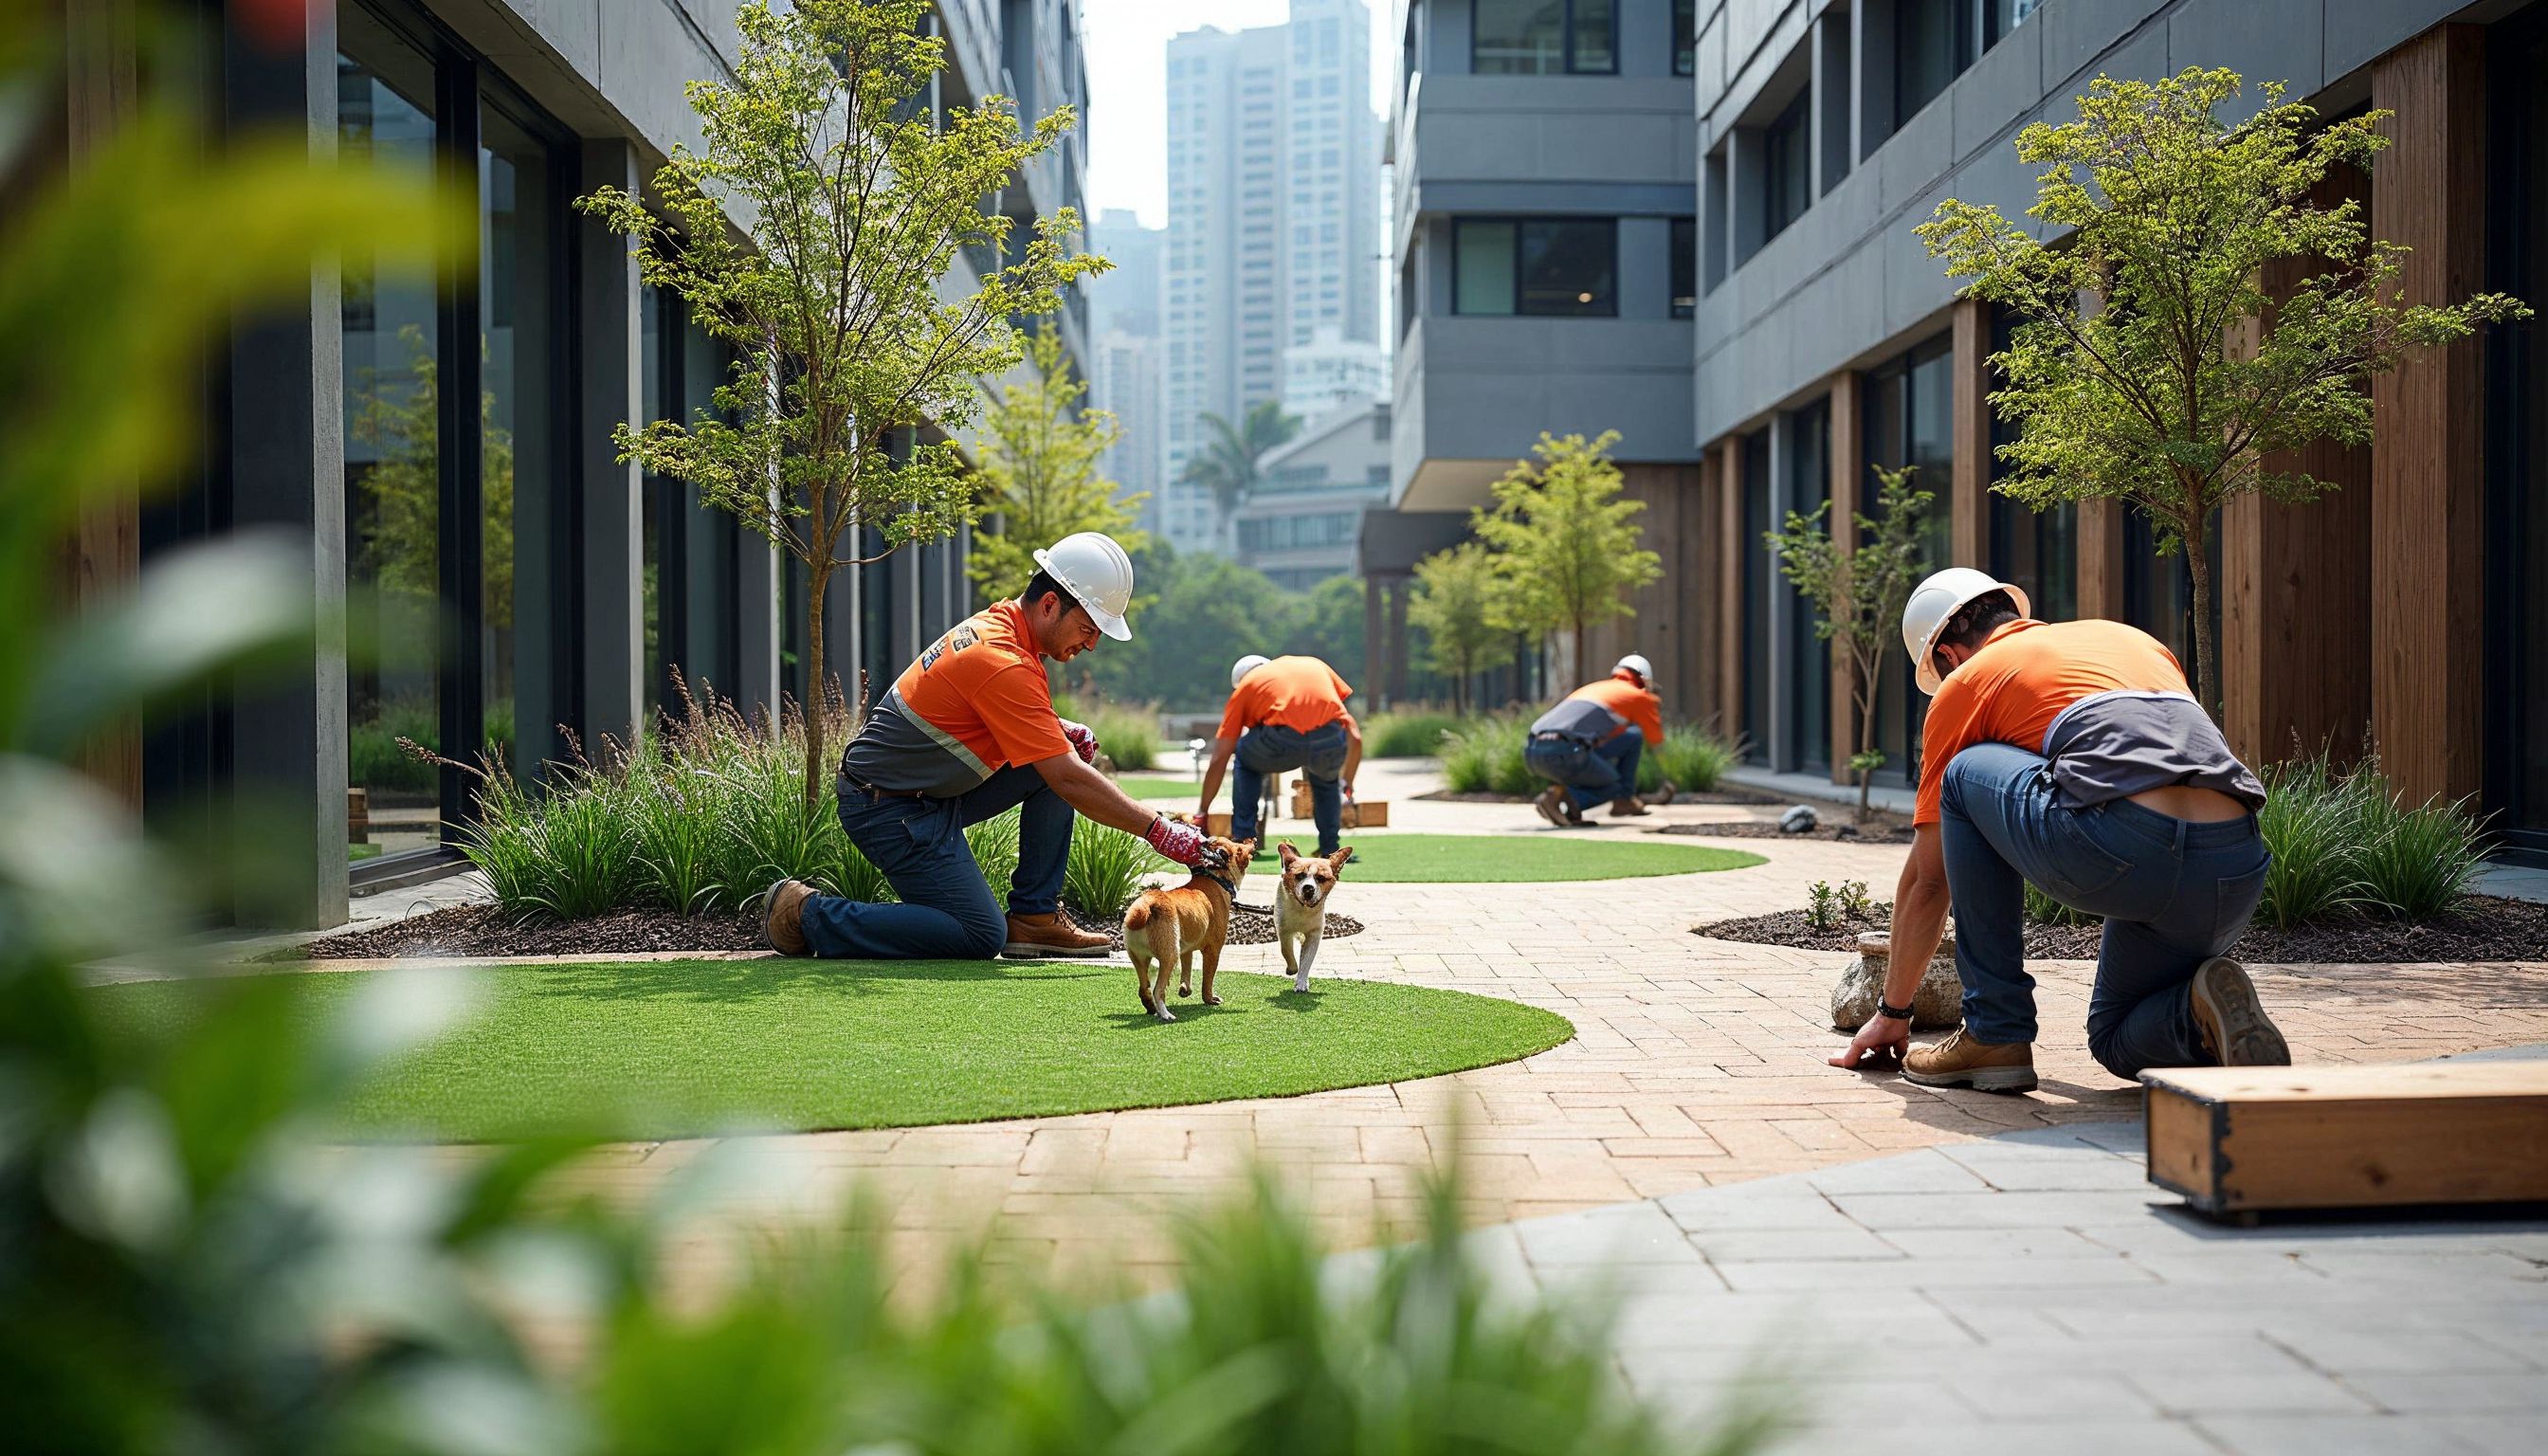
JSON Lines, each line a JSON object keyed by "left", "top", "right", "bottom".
{"left": 843, "top": 598, "right": 1070, "bottom": 795}
{"left": 1916, "top": 618, "right": 2197, "bottom": 825}
{"left": 1565, "top": 673, "right": 1665, "bottom": 747}
{"left": 1217, "top": 655, "right": 1355, "bottom": 739}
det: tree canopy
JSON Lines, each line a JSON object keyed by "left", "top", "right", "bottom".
{"left": 1468, "top": 431, "right": 1660, "bottom": 682}
{"left": 967, "top": 322, "right": 1140, "bottom": 602}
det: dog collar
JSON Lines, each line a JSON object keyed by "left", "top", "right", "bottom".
{"left": 1193, "top": 867, "right": 1239, "bottom": 899}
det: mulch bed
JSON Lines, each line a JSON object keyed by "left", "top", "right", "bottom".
{"left": 1652, "top": 818, "right": 1919, "bottom": 846}
{"left": 1698, "top": 896, "right": 2548, "bottom": 964}
{"left": 288, "top": 901, "right": 1362, "bottom": 960}
{"left": 1416, "top": 788, "right": 1774, "bottom": 806}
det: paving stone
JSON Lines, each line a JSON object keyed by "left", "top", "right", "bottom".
{"left": 1944, "top": 1373, "right": 2159, "bottom": 1421}
{"left": 2260, "top": 1328, "right": 2538, "bottom": 1376}
{"left": 2130, "top": 1369, "right": 2376, "bottom": 1416}
{"left": 2346, "top": 1372, "right": 2548, "bottom": 1412}
{"left": 2192, "top": 1413, "right": 2482, "bottom": 1456}
{"left": 1716, "top": 1254, "right": 2158, "bottom": 1293}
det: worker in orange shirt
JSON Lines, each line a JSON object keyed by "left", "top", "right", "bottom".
{"left": 1525, "top": 653, "right": 1677, "bottom": 827}
{"left": 1829, "top": 568, "right": 2285, "bottom": 1092}
{"left": 1195, "top": 654, "right": 1363, "bottom": 856}
{"left": 759, "top": 533, "right": 1212, "bottom": 961}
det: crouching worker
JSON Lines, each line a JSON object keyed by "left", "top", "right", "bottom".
{"left": 1829, "top": 569, "right": 2286, "bottom": 1091}
{"left": 762, "top": 533, "right": 1210, "bottom": 961}
{"left": 1196, "top": 654, "right": 1362, "bottom": 857}
{"left": 1526, "top": 653, "right": 1676, "bottom": 827}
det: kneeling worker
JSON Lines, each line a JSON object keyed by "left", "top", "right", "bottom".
{"left": 763, "top": 532, "right": 1210, "bottom": 960}
{"left": 1830, "top": 568, "right": 2286, "bottom": 1090}
{"left": 1195, "top": 654, "right": 1362, "bottom": 856}
{"left": 1526, "top": 653, "right": 1676, "bottom": 827}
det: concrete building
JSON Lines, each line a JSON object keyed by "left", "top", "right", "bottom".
{"left": 1371, "top": 0, "right": 2548, "bottom": 861}
{"left": 1163, "top": 0, "right": 1382, "bottom": 553}
{"left": 45, "top": 0, "right": 1093, "bottom": 925}
{"left": 1089, "top": 207, "right": 1163, "bottom": 340}
{"left": 1281, "top": 324, "right": 1392, "bottom": 421}
{"left": 1237, "top": 400, "right": 1396, "bottom": 591}
{"left": 1095, "top": 329, "right": 1164, "bottom": 534}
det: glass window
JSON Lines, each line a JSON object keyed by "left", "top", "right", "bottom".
{"left": 480, "top": 100, "right": 567, "bottom": 785}
{"left": 1453, "top": 219, "right": 1517, "bottom": 316}
{"left": 1740, "top": 430, "right": 1774, "bottom": 765}
{"left": 1785, "top": 400, "right": 1830, "bottom": 773}
{"left": 1472, "top": 0, "right": 1611, "bottom": 74}
{"left": 339, "top": 9, "right": 441, "bottom": 862}
{"left": 1763, "top": 88, "right": 1811, "bottom": 242}
{"left": 1987, "top": 306, "right": 2076, "bottom": 621}
{"left": 2490, "top": 5, "right": 2548, "bottom": 846}
{"left": 1518, "top": 218, "right": 1613, "bottom": 315}
{"left": 1895, "top": 0, "right": 1971, "bottom": 127}
{"left": 1670, "top": 217, "right": 1696, "bottom": 318}
{"left": 1674, "top": 0, "right": 1696, "bottom": 77}
{"left": 1865, "top": 332, "right": 1957, "bottom": 785}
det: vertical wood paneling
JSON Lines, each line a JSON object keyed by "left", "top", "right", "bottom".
{"left": 1950, "top": 297, "right": 1991, "bottom": 570}
{"left": 1718, "top": 439, "right": 1745, "bottom": 736}
{"left": 2077, "top": 498, "right": 2125, "bottom": 619}
{"left": 1690, "top": 450, "right": 1723, "bottom": 729}
{"left": 1827, "top": 373, "right": 1862, "bottom": 785}
{"left": 2370, "top": 26, "right": 2488, "bottom": 804}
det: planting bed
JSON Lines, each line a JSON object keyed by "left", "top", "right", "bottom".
{"left": 1651, "top": 818, "right": 1919, "bottom": 846}
{"left": 1701, "top": 895, "right": 2548, "bottom": 964}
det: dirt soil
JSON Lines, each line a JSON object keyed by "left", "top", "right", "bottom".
{"left": 1652, "top": 816, "right": 1918, "bottom": 845}
{"left": 1417, "top": 787, "right": 1776, "bottom": 807}
{"left": 291, "top": 901, "right": 1362, "bottom": 960}
{"left": 1699, "top": 896, "right": 2548, "bottom": 964}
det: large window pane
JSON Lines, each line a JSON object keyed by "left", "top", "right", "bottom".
{"left": 339, "top": 11, "right": 440, "bottom": 862}
{"left": 1518, "top": 218, "right": 1613, "bottom": 316}
{"left": 681, "top": 316, "right": 739, "bottom": 697}
{"left": 1670, "top": 216, "right": 1696, "bottom": 318}
{"left": 1570, "top": 0, "right": 1614, "bottom": 73}
{"left": 1453, "top": 219, "right": 1517, "bottom": 315}
{"left": 1895, "top": 0, "right": 1966, "bottom": 127}
{"left": 1785, "top": 401, "right": 1830, "bottom": 772}
{"left": 1472, "top": 0, "right": 1563, "bottom": 74}
{"left": 1674, "top": 0, "right": 1696, "bottom": 77}
{"left": 1763, "top": 89, "right": 1811, "bottom": 241}
{"left": 481, "top": 101, "right": 565, "bottom": 785}
{"left": 1740, "top": 430, "right": 1774, "bottom": 764}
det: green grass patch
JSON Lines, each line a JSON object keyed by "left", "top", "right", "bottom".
{"left": 1110, "top": 773, "right": 1210, "bottom": 800}
{"left": 348, "top": 843, "right": 384, "bottom": 863}
{"left": 92, "top": 960, "right": 1574, "bottom": 1142}
{"left": 1243, "top": 833, "right": 1762, "bottom": 883}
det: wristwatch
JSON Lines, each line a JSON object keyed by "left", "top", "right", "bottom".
{"left": 1876, "top": 999, "right": 1916, "bottom": 1022}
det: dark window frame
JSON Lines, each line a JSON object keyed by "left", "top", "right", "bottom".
{"left": 1761, "top": 85, "right": 1811, "bottom": 243}
{"left": 1469, "top": 0, "right": 1619, "bottom": 76}
{"left": 1670, "top": 216, "right": 1696, "bottom": 318}
{"left": 1673, "top": 0, "right": 1696, "bottom": 78}
{"left": 1449, "top": 216, "right": 1619, "bottom": 318}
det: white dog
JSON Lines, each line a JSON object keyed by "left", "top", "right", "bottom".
{"left": 1272, "top": 842, "right": 1354, "bottom": 992}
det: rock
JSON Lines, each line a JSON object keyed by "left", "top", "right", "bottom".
{"left": 1779, "top": 804, "right": 1820, "bottom": 834}
{"left": 1829, "top": 931, "right": 1964, "bottom": 1030}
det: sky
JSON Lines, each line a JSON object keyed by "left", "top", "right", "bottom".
{"left": 1078, "top": 0, "right": 1396, "bottom": 230}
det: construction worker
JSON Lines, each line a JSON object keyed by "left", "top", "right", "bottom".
{"left": 1526, "top": 653, "right": 1676, "bottom": 827}
{"left": 1829, "top": 568, "right": 2286, "bottom": 1092}
{"left": 1195, "top": 654, "right": 1362, "bottom": 856}
{"left": 761, "top": 533, "right": 1211, "bottom": 960}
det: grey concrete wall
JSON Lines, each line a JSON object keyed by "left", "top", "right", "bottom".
{"left": 1689, "top": 0, "right": 2472, "bottom": 446}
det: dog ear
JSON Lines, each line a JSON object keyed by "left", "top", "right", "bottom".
{"left": 1330, "top": 845, "right": 1354, "bottom": 870}
{"left": 1276, "top": 841, "right": 1300, "bottom": 864}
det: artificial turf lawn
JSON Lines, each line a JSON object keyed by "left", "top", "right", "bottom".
{"left": 1231, "top": 833, "right": 1763, "bottom": 883}
{"left": 92, "top": 959, "right": 1574, "bottom": 1143}
{"left": 1110, "top": 774, "right": 1210, "bottom": 800}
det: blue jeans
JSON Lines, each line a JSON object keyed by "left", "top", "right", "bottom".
{"left": 1231, "top": 720, "right": 1350, "bottom": 853}
{"left": 1937, "top": 742, "right": 2269, "bottom": 1078}
{"left": 796, "top": 765, "right": 1073, "bottom": 959}
{"left": 1525, "top": 727, "right": 1644, "bottom": 812}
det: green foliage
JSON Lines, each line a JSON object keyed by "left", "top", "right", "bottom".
{"left": 1766, "top": 464, "right": 1931, "bottom": 820}
{"left": 965, "top": 806, "right": 1025, "bottom": 897}
{"left": 2355, "top": 790, "right": 2488, "bottom": 921}
{"left": 1440, "top": 712, "right": 1538, "bottom": 796}
{"left": 1365, "top": 711, "right": 1465, "bottom": 758}
{"left": 2024, "top": 880, "right": 2100, "bottom": 927}
{"left": 1647, "top": 727, "right": 1741, "bottom": 795}
{"left": 1079, "top": 699, "right": 1160, "bottom": 771}
{"left": 579, "top": 0, "right": 1106, "bottom": 805}
{"left": 2252, "top": 752, "right": 2487, "bottom": 926}
{"left": 1406, "top": 541, "right": 1514, "bottom": 714}
{"left": 1065, "top": 825, "right": 1166, "bottom": 920}
{"left": 1068, "top": 542, "right": 1366, "bottom": 712}
{"left": 1469, "top": 431, "right": 1662, "bottom": 675}
{"left": 348, "top": 324, "right": 515, "bottom": 629}
{"left": 1179, "top": 398, "right": 1301, "bottom": 543}
{"left": 1918, "top": 66, "right": 2531, "bottom": 714}
{"left": 967, "top": 322, "right": 1144, "bottom": 601}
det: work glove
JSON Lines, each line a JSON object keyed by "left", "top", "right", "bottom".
{"left": 1059, "top": 718, "right": 1101, "bottom": 765}
{"left": 1144, "top": 813, "right": 1208, "bottom": 866}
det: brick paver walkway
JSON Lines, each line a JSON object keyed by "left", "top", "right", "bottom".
{"left": 298, "top": 758, "right": 2548, "bottom": 1292}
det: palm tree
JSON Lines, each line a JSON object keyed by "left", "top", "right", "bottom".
{"left": 1181, "top": 400, "right": 1301, "bottom": 552}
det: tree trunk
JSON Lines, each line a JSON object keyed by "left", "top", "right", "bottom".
{"left": 2182, "top": 512, "right": 2220, "bottom": 724}
{"left": 1572, "top": 622, "right": 1588, "bottom": 690}
{"left": 1855, "top": 647, "right": 1881, "bottom": 824}
{"left": 804, "top": 558, "right": 831, "bottom": 812}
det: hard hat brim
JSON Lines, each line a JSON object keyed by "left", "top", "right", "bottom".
{"left": 1913, "top": 579, "right": 2030, "bottom": 695}
{"left": 1033, "top": 545, "right": 1134, "bottom": 642}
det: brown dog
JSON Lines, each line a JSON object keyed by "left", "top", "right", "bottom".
{"left": 1272, "top": 842, "right": 1353, "bottom": 992}
{"left": 1121, "top": 834, "right": 1256, "bottom": 1021}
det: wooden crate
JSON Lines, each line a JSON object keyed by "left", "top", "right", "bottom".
{"left": 1285, "top": 780, "right": 1388, "bottom": 827}
{"left": 2141, "top": 1061, "right": 2548, "bottom": 1217}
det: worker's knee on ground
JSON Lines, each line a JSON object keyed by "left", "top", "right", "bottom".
{"left": 2086, "top": 1023, "right": 2141, "bottom": 1080}
{"left": 955, "top": 912, "right": 1007, "bottom": 960}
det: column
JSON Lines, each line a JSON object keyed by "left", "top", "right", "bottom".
{"left": 734, "top": 526, "right": 781, "bottom": 724}
{"left": 1384, "top": 577, "right": 1410, "bottom": 706}
{"left": 1828, "top": 372, "right": 1863, "bottom": 786}
{"left": 227, "top": 0, "right": 346, "bottom": 927}
{"left": 2370, "top": 26, "right": 2488, "bottom": 804}
{"left": 2076, "top": 499, "right": 2125, "bottom": 620}
{"left": 1717, "top": 439, "right": 1744, "bottom": 735}
{"left": 577, "top": 139, "right": 645, "bottom": 750}
{"left": 1950, "top": 297, "right": 1991, "bottom": 570}
{"left": 1363, "top": 573, "right": 1389, "bottom": 710}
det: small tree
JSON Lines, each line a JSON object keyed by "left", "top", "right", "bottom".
{"left": 967, "top": 322, "right": 1142, "bottom": 602}
{"left": 1179, "top": 400, "right": 1301, "bottom": 550}
{"left": 1917, "top": 66, "right": 2528, "bottom": 718}
{"left": 1766, "top": 465, "right": 1932, "bottom": 821}
{"left": 1407, "top": 541, "right": 1511, "bottom": 715}
{"left": 579, "top": 0, "right": 1104, "bottom": 806}
{"left": 1470, "top": 431, "right": 1662, "bottom": 683}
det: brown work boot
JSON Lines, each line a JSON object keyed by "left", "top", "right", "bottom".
{"left": 1650, "top": 779, "right": 1679, "bottom": 805}
{"left": 1003, "top": 910, "right": 1111, "bottom": 958}
{"left": 1902, "top": 1027, "right": 2038, "bottom": 1093}
{"left": 2189, "top": 958, "right": 2290, "bottom": 1066}
{"left": 1608, "top": 796, "right": 1650, "bottom": 817}
{"left": 1533, "top": 785, "right": 1570, "bottom": 828}
{"left": 763, "top": 878, "right": 815, "bottom": 956}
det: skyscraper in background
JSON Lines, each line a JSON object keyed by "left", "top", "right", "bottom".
{"left": 1089, "top": 209, "right": 1165, "bottom": 533}
{"left": 1163, "top": 0, "right": 1380, "bottom": 554}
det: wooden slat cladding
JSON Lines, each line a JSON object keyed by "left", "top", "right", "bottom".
{"left": 1717, "top": 438, "right": 1745, "bottom": 736}
{"left": 1828, "top": 373, "right": 1862, "bottom": 785}
{"left": 1949, "top": 298, "right": 1991, "bottom": 570}
{"left": 2076, "top": 498, "right": 2125, "bottom": 620}
{"left": 2370, "top": 25, "right": 2489, "bottom": 804}
{"left": 1583, "top": 463, "right": 1705, "bottom": 711}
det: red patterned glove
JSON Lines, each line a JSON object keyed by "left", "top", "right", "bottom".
{"left": 1144, "top": 813, "right": 1207, "bottom": 866}
{"left": 1060, "top": 718, "right": 1101, "bottom": 765}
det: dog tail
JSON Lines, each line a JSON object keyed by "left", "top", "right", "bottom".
{"left": 1123, "top": 893, "right": 1156, "bottom": 933}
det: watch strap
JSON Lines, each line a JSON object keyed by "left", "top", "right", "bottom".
{"left": 1877, "top": 999, "right": 1916, "bottom": 1022}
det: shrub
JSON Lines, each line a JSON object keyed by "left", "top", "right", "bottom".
{"left": 1366, "top": 710, "right": 1465, "bottom": 758}
{"left": 1065, "top": 824, "right": 1163, "bottom": 919}
{"left": 2254, "top": 755, "right": 2371, "bottom": 930}
{"left": 2024, "top": 880, "right": 2098, "bottom": 927}
{"left": 2356, "top": 788, "right": 2487, "bottom": 920}
{"left": 1081, "top": 699, "right": 1160, "bottom": 772}
{"left": 349, "top": 696, "right": 439, "bottom": 792}
{"left": 966, "top": 807, "right": 1024, "bottom": 896}
{"left": 1644, "top": 723, "right": 1740, "bottom": 794}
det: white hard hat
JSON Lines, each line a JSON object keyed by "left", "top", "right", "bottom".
{"left": 1613, "top": 653, "right": 1654, "bottom": 684}
{"left": 1230, "top": 654, "right": 1271, "bottom": 688}
{"left": 1902, "top": 567, "right": 2029, "bottom": 695}
{"left": 1031, "top": 532, "right": 1136, "bottom": 641}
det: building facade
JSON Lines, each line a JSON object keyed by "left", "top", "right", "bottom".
{"left": 1281, "top": 324, "right": 1392, "bottom": 421}
{"left": 1237, "top": 400, "right": 1396, "bottom": 590}
{"left": 1163, "top": 0, "right": 1383, "bottom": 553}
{"left": 1374, "top": 0, "right": 2548, "bottom": 862}
{"left": 1088, "top": 208, "right": 1166, "bottom": 530}
{"left": 49, "top": 0, "right": 1093, "bottom": 926}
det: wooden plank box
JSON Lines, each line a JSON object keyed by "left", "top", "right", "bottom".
{"left": 1286, "top": 781, "right": 1389, "bottom": 827}
{"left": 2141, "top": 1062, "right": 2548, "bottom": 1217}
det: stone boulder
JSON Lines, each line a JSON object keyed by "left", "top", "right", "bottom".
{"left": 1829, "top": 931, "right": 1964, "bottom": 1030}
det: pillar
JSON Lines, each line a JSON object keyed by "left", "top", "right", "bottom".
{"left": 577, "top": 138, "right": 645, "bottom": 748}
{"left": 1950, "top": 297, "right": 1991, "bottom": 570}
{"left": 1717, "top": 438, "right": 1744, "bottom": 735}
{"left": 1828, "top": 371, "right": 1862, "bottom": 785}
{"left": 1363, "top": 573, "right": 1388, "bottom": 709}
{"left": 2076, "top": 499, "right": 2125, "bottom": 620}
{"left": 2370, "top": 26, "right": 2488, "bottom": 804}
{"left": 1384, "top": 576, "right": 1411, "bottom": 706}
